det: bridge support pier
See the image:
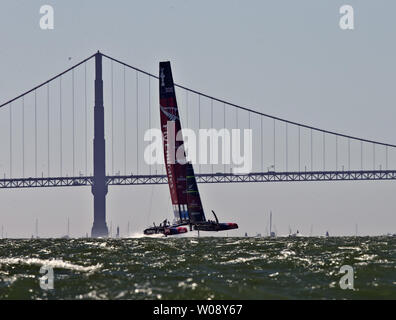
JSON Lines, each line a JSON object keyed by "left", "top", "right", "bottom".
{"left": 91, "top": 51, "right": 109, "bottom": 238}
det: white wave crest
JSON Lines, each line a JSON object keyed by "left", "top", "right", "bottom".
{"left": 0, "top": 257, "right": 101, "bottom": 273}
{"left": 125, "top": 232, "right": 164, "bottom": 239}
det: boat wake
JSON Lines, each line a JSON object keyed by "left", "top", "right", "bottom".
{"left": 125, "top": 232, "right": 164, "bottom": 239}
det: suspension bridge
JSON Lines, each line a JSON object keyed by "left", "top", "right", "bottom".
{"left": 1, "top": 51, "right": 395, "bottom": 236}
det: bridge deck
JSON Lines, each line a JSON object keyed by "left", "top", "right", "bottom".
{"left": 1, "top": 170, "right": 395, "bottom": 189}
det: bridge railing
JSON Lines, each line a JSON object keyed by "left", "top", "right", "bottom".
{"left": 1, "top": 170, "right": 396, "bottom": 189}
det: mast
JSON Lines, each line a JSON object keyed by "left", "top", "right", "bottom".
{"left": 269, "top": 211, "right": 272, "bottom": 236}
{"left": 159, "top": 62, "right": 189, "bottom": 224}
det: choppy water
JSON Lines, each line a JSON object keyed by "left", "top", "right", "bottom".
{"left": 0, "top": 236, "right": 395, "bottom": 299}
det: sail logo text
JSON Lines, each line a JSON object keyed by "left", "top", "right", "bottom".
{"left": 144, "top": 122, "right": 252, "bottom": 174}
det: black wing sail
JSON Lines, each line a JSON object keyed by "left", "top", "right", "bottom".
{"left": 144, "top": 61, "right": 238, "bottom": 236}
{"left": 159, "top": 61, "right": 189, "bottom": 224}
{"left": 186, "top": 163, "right": 206, "bottom": 223}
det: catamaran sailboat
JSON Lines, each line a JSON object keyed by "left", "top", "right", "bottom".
{"left": 143, "top": 61, "right": 238, "bottom": 236}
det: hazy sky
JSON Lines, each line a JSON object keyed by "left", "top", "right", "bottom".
{"left": 1, "top": 1, "right": 396, "bottom": 237}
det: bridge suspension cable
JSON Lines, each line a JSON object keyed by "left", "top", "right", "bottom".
{"left": 101, "top": 52, "right": 396, "bottom": 149}
{"left": 0, "top": 53, "right": 96, "bottom": 110}
{"left": 0, "top": 53, "right": 96, "bottom": 180}
{"left": 0, "top": 51, "right": 395, "bottom": 184}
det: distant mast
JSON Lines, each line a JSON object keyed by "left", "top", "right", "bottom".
{"left": 35, "top": 218, "right": 38, "bottom": 239}
{"left": 269, "top": 211, "right": 276, "bottom": 237}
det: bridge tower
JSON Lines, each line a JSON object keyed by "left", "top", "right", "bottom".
{"left": 91, "top": 51, "right": 109, "bottom": 238}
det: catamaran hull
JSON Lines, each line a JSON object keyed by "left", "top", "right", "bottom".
{"left": 193, "top": 223, "right": 238, "bottom": 232}
{"left": 165, "top": 226, "right": 188, "bottom": 236}
{"left": 144, "top": 226, "right": 188, "bottom": 236}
